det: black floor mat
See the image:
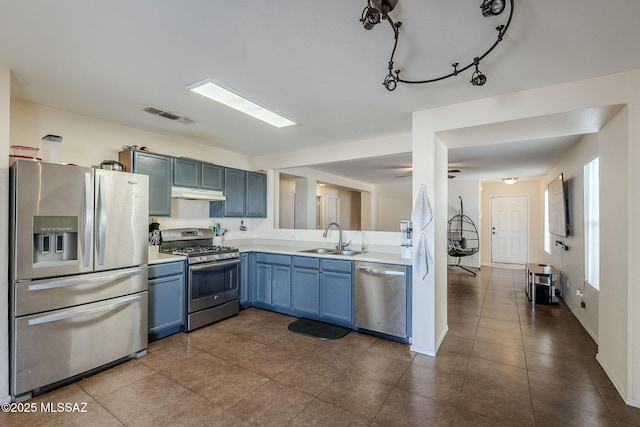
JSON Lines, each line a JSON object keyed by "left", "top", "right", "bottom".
{"left": 288, "top": 318, "right": 351, "bottom": 340}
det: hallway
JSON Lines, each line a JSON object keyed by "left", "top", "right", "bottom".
{"left": 445, "top": 266, "right": 640, "bottom": 425}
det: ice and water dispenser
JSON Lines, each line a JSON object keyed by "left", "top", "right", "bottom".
{"left": 33, "top": 216, "right": 78, "bottom": 264}
{"left": 401, "top": 220, "right": 412, "bottom": 258}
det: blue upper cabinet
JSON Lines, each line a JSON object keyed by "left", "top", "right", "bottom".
{"left": 210, "top": 168, "right": 267, "bottom": 218}
{"left": 201, "top": 163, "right": 224, "bottom": 191}
{"left": 174, "top": 158, "right": 224, "bottom": 191}
{"left": 221, "top": 167, "right": 246, "bottom": 217}
{"left": 173, "top": 158, "right": 201, "bottom": 188}
{"left": 120, "top": 150, "right": 172, "bottom": 217}
{"left": 246, "top": 171, "right": 267, "bottom": 217}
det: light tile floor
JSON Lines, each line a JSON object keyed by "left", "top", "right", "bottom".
{"left": 2, "top": 267, "right": 640, "bottom": 426}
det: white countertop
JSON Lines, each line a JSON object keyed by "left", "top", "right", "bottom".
{"left": 148, "top": 242, "right": 412, "bottom": 266}
{"left": 147, "top": 246, "right": 185, "bottom": 265}
{"left": 233, "top": 243, "right": 412, "bottom": 266}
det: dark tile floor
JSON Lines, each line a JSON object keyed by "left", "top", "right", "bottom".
{"left": 2, "top": 266, "right": 639, "bottom": 426}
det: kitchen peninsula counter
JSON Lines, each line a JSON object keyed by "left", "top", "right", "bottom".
{"left": 232, "top": 241, "right": 412, "bottom": 266}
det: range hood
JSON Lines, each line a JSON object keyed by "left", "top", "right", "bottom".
{"left": 171, "top": 186, "right": 226, "bottom": 201}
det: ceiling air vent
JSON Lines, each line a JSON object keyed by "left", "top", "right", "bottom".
{"left": 158, "top": 111, "right": 181, "bottom": 120}
{"left": 143, "top": 107, "right": 194, "bottom": 124}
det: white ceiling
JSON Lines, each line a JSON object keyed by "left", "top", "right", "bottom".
{"left": 1, "top": 1, "right": 640, "bottom": 182}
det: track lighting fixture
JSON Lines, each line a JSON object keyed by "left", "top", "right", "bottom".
{"left": 470, "top": 59, "right": 487, "bottom": 86}
{"left": 360, "top": 0, "right": 514, "bottom": 91}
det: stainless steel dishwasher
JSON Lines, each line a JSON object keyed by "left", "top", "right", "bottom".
{"left": 354, "top": 261, "right": 407, "bottom": 339}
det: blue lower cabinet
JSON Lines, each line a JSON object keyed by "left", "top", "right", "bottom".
{"left": 248, "top": 253, "right": 354, "bottom": 327}
{"left": 292, "top": 267, "right": 320, "bottom": 316}
{"left": 272, "top": 266, "right": 292, "bottom": 310}
{"left": 320, "top": 270, "right": 353, "bottom": 327}
{"left": 254, "top": 253, "right": 292, "bottom": 314}
{"left": 240, "top": 253, "right": 250, "bottom": 307}
{"left": 148, "top": 261, "right": 185, "bottom": 341}
{"left": 255, "top": 263, "right": 273, "bottom": 306}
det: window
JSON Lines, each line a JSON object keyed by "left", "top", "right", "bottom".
{"left": 584, "top": 157, "right": 599, "bottom": 289}
{"left": 544, "top": 188, "right": 551, "bottom": 254}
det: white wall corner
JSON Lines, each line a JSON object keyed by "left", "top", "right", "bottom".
{"left": 0, "top": 66, "right": 11, "bottom": 400}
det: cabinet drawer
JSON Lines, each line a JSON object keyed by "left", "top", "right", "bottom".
{"left": 13, "top": 292, "right": 147, "bottom": 396}
{"left": 256, "top": 253, "right": 290, "bottom": 265}
{"left": 321, "top": 259, "right": 352, "bottom": 273}
{"left": 149, "top": 261, "right": 185, "bottom": 279}
{"left": 292, "top": 256, "right": 320, "bottom": 269}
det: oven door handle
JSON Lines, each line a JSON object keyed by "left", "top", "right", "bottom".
{"left": 189, "top": 258, "right": 241, "bottom": 271}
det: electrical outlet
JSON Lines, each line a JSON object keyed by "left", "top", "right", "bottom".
{"left": 576, "top": 290, "right": 583, "bottom": 297}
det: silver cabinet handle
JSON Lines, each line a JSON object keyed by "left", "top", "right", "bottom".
{"left": 356, "top": 266, "right": 405, "bottom": 276}
{"left": 83, "top": 172, "right": 93, "bottom": 267}
{"left": 27, "top": 269, "right": 142, "bottom": 291}
{"left": 28, "top": 294, "right": 142, "bottom": 326}
{"left": 97, "top": 174, "right": 107, "bottom": 265}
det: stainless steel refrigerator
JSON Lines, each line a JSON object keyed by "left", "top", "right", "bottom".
{"left": 9, "top": 160, "right": 149, "bottom": 399}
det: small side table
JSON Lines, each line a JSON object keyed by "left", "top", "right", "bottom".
{"left": 525, "top": 263, "right": 561, "bottom": 304}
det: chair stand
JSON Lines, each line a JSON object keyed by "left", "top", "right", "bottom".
{"left": 448, "top": 257, "right": 478, "bottom": 276}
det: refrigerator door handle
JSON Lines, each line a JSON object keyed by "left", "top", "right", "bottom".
{"left": 82, "top": 172, "right": 93, "bottom": 267}
{"left": 27, "top": 269, "right": 143, "bottom": 292}
{"left": 97, "top": 174, "right": 107, "bottom": 265}
{"left": 27, "top": 294, "right": 143, "bottom": 326}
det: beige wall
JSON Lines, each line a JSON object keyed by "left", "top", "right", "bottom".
{"left": 279, "top": 175, "right": 296, "bottom": 229}
{"left": 597, "top": 107, "right": 630, "bottom": 395}
{"left": 375, "top": 181, "right": 412, "bottom": 231}
{"left": 480, "top": 179, "right": 542, "bottom": 265}
{"left": 543, "top": 133, "right": 599, "bottom": 340}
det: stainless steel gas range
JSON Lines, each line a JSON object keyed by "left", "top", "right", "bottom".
{"left": 160, "top": 228, "right": 240, "bottom": 331}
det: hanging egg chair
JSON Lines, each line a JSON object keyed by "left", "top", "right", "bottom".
{"left": 448, "top": 196, "right": 480, "bottom": 276}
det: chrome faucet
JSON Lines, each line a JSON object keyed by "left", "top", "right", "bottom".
{"left": 323, "top": 222, "right": 351, "bottom": 251}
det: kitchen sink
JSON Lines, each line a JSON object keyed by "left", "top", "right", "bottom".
{"left": 333, "top": 250, "right": 362, "bottom": 256}
{"left": 299, "top": 248, "right": 335, "bottom": 254}
{"left": 298, "top": 248, "right": 362, "bottom": 256}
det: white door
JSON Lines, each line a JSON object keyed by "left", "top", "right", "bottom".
{"left": 491, "top": 195, "right": 529, "bottom": 264}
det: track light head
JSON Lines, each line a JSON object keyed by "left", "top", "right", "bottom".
{"left": 481, "top": 0, "right": 506, "bottom": 17}
{"left": 383, "top": 74, "right": 398, "bottom": 91}
{"left": 470, "top": 59, "right": 486, "bottom": 86}
{"left": 361, "top": 6, "right": 381, "bottom": 30}
{"left": 471, "top": 71, "right": 486, "bottom": 86}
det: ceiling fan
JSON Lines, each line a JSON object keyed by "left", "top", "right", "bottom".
{"left": 394, "top": 167, "right": 461, "bottom": 179}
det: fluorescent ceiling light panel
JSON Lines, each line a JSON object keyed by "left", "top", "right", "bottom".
{"left": 187, "top": 79, "right": 296, "bottom": 128}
